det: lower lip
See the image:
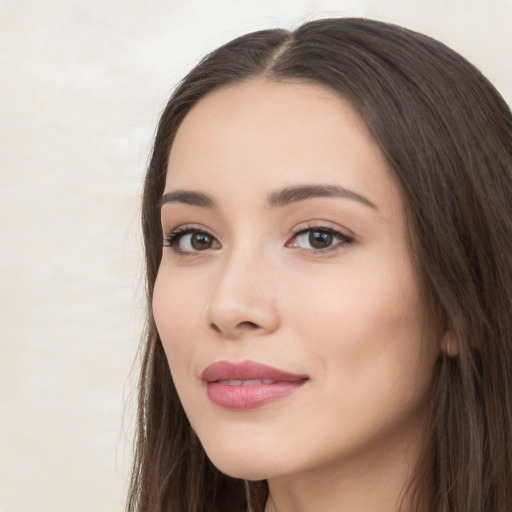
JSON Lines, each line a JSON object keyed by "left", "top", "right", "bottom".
{"left": 206, "top": 381, "right": 306, "bottom": 410}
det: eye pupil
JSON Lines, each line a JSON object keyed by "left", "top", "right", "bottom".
{"left": 191, "top": 232, "right": 213, "bottom": 250}
{"left": 309, "top": 230, "right": 333, "bottom": 249}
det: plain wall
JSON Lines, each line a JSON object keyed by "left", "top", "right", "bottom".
{"left": 0, "top": 1, "right": 510, "bottom": 511}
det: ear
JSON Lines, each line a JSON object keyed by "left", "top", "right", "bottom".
{"left": 440, "top": 330, "right": 459, "bottom": 357}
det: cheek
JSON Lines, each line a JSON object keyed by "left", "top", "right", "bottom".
{"left": 290, "top": 258, "right": 422, "bottom": 344}
{"left": 288, "top": 255, "right": 435, "bottom": 404}
{"left": 280, "top": 270, "right": 436, "bottom": 465}
{"left": 152, "top": 267, "right": 203, "bottom": 374}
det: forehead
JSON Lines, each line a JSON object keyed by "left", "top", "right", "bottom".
{"left": 165, "top": 78, "right": 399, "bottom": 215}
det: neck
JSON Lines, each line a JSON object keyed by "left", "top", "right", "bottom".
{"left": 263, "top": 417, "right": 429, "bottom": 512}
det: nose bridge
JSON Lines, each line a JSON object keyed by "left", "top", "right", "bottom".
{"left": 206, "top": 235, "right": 279, "bottom": 337}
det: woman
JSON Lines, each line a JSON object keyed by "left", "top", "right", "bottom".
{"left": 127, "top": 18, "right": 512, "bottom": 512}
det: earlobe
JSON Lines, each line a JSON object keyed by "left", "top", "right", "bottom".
{"left": 441, "top": 331, "right": 459, "bottom": 357}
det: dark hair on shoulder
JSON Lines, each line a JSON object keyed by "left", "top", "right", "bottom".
{"left": 128, "top": 17, "right": 512, "bottom": 512}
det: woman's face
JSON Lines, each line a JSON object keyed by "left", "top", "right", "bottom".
{"left": 153, "top": 79, "right": 440, "bottom": 481}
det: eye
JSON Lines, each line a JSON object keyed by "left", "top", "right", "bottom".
{"left": 164, "top": 227, "right": 221, "bottom": 254}
{"left": 287, "top": 226, "right": 353, "bottom": 253}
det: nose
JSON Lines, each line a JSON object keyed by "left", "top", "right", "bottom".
{"left": 205, "top": 249, "right": 280, "bottom": 339}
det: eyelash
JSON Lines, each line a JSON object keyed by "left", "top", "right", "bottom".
{"left": 288, "top": 223, "right": 354, "bottom": 255}
{"left": 163, "top": 225, "right": 217, "bottom": 256}
{"left": 163, "top": 223, "right": 354, "bottom": 256}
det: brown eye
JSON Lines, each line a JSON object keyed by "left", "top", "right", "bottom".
{"left": 164, "top": 229, "right": 221, "bottom": 253}
{"left": 190, "top": 232, "right": 215, "bottom": 250}
{"left": 308, "top": 230, "right": 333, "bottom": 249}
{"left": 290, "top": 227, "right": 353, "bottom": 253}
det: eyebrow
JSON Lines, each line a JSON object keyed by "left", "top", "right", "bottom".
{"left": 157, "top": 190, "right": 216, "bottom": 209}
{"left": 158, "top": 184, "right": 377, "bottom": 210}
{"left": 266, "top": 184, "right": 377, "bottom": 209}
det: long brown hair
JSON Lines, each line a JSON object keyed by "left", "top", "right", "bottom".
{"left": 127, "top": 18, "right": 512, "bottom": 512}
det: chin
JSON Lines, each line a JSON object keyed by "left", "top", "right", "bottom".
{"left": 205, "top": 454, "right": 275, "bottom": 481}
{"left": 201, "top": 440, "right": 286, "bottom": 481}
{"left": 216, "top": 464, "right": 272, "bottom": 481}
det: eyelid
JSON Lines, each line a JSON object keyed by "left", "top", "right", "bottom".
{"left": 163, "top": 224, "right": 221, "bottom": 254}
{"left": 286, "top": 221, "right": 355, "bottom": 254}
{"left": 290, "top": 220, "right": 354, "bottom": 239}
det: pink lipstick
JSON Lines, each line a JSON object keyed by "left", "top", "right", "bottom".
{"left": 201, "top": 361, "right": 308, "bottom": 410}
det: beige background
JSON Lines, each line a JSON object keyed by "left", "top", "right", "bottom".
{"left": 0, "top": 1, "right": 510, "bottom": 511}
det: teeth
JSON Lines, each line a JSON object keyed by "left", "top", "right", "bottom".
{"left": 217, "top": 379, "right": 276, "bottom": 386}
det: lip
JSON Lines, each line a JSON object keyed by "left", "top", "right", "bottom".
{"left": 201, "top": 360, "right": 308, "bottom": 410}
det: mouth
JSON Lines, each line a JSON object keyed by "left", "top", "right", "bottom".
{"left": 201, "top": 360, "right": 308, "bottom": 410}
{"left": 216, "top": 379, "right": 278, "bottom": 386}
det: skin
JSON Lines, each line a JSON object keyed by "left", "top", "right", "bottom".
{"left": 153, "top": 79, "right": 440, "bottom": 512}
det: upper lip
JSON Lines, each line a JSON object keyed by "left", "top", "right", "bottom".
{"left": 201, "top": 360, "right": 308, "bottom": 383}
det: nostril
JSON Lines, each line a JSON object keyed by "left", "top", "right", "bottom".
{"left": 237, "top": 321, "right": 259, "bottom": 330}
{"left": 208, "top": 320, "right": 259, "bottom": 335}
{"left": 209, "top": 323, "right": 222, "bottom": 334}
